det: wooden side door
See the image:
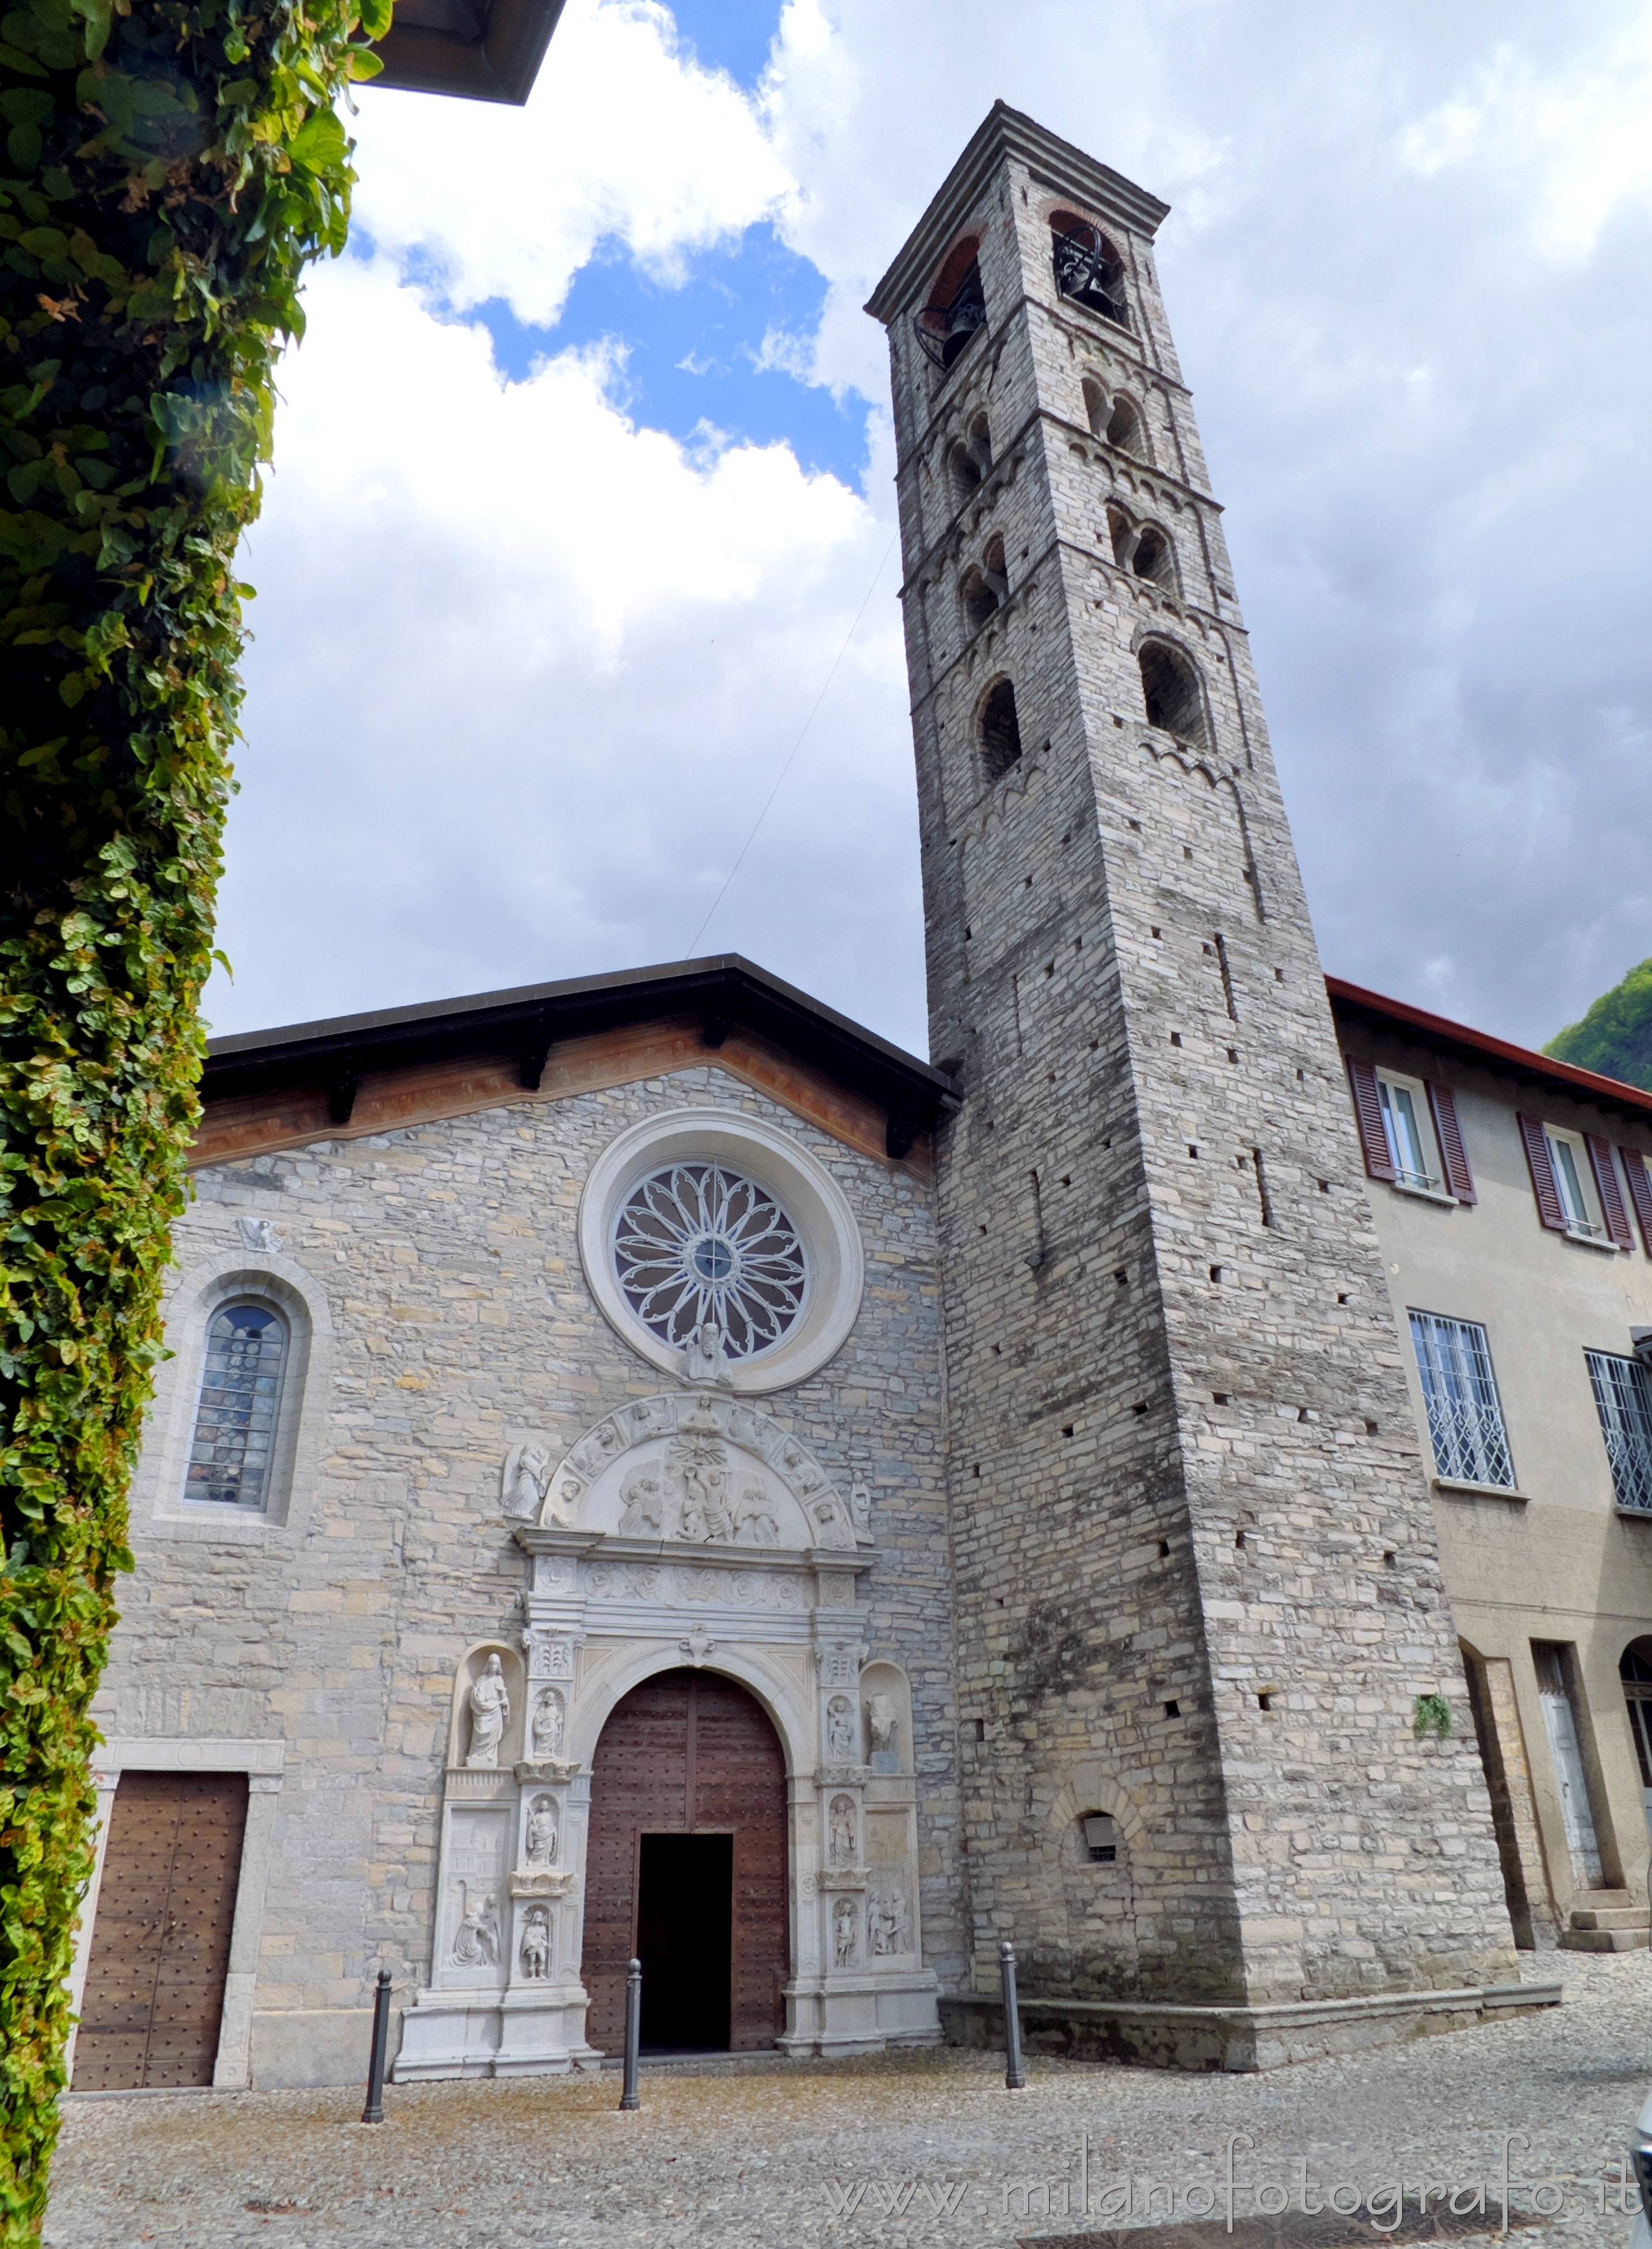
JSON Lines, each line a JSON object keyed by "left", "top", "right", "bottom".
{"left": 74, "top": 1771, "right": 249, "bottom": 2090}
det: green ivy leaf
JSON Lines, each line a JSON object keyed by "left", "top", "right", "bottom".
{"left": 287, "top": 104, "right": 346, "bottom": 173}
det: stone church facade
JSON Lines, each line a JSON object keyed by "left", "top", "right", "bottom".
{"left": 67, "top": 108, "right": 1652, "bottom": 2094}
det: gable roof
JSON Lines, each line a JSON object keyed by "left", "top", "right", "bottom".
{"left": 201, "top": 954, "right": 959, "bottom": 1164}
{"left": 1326, "top": 975, "right": 1652, "bottom": 1130}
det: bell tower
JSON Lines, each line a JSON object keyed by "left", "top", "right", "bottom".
{"left": 867, "top": 106, "right": 1519, "bottom": 2008}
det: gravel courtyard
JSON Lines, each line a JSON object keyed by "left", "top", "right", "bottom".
{"left": 46, "top": 1954, "right": 1652, "bottom": 2249}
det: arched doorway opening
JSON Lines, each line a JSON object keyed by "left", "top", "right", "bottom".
{"left": 1621, "top": 1637, "right": 1652, "bottom": 1842}
{"left": 583, "top": 1668, "right": 788, "bottom": 2053}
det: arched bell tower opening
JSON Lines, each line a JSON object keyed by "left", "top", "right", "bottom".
{"left": 583, "top": 1668, "right": 788, "bottom": 2053}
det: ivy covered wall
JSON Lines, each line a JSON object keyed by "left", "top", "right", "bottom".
{"left": 1, "top": 0, "right": 382, "bottom": 2229}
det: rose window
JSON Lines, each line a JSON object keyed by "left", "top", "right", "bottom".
{"left": 613, "top": 1163, "right": 808, "bottom": 1359}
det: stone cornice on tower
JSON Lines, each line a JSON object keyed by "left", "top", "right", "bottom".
{"left": 864, "top": 101, "right": 1171, "bottom": 327}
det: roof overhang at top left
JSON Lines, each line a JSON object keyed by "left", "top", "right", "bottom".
{"left": 367, "top": 0, "right": 567, "bottom": 104}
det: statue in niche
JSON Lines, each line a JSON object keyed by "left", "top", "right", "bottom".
{"left": 619, "top": 1470, "right": 663, "bottom": 1537}
{"left": 525, "top": 1795, "right": 558, "bottom": 1866}
{"left": 825, "top": 1695, "right": 857, "bottom": 1762}
{"left": 530, "top": 1687, "right": 565, "bottom": 1760}
{"left": 451, "top": 1888, "right": 499, "bottom": 1969}
{"left": 732, "top": 1481, "right": 780, "bottom": 1547}
{"left": 869, "top": 1883, "right": 911, "bottom": 1959}
{"left": 849, "top": 1475, "right": 872, "bottom": 1541}
{"left": 682, "top": 1322, "right": 733, "bottom": 1388}
{"left": 866, "top": 1694, "right": 899, "bottom": 1773}
{"left": 503, "top": 1444, "right": 550, "bottom": 1520}
{"left": 520, "top": 1907, "right": 551, "bottom": 1981}
{"left": 828, "top": 1794, "right": 856, "bottom": 1866}
{"left": 464, "top": 1653, "right": 510, "bottom": 1768}
{"left": 833, "top": 1895, "right": 857, "bottom": 1968}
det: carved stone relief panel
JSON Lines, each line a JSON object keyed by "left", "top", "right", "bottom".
{"left": 438, "top": 1808, "right": 511, "bottom": 1991}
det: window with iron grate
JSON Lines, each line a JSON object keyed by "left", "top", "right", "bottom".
{"left": 1409, "top": 1310, "right": 1514, "bottom": 1488}
{"left": 1586, "top": 1349, "right": 1652, "bottom": 1514}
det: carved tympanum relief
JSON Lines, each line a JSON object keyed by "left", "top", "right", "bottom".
{"left": 503, "top": 1390, "right": 859, "bottom": 1554}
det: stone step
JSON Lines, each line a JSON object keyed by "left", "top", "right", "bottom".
{"left": 1569, "top": 1904, "right": 1651, "bottom": 1931}
{"left": 1558, "top": 1926, "right": 1650, "bottom": 1952}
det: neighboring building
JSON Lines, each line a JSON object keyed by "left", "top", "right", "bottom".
{"left": 66, "top": 108, "right": 1651, "bottom": 2095}
{"left": 1331, "top": 976, "right": 1652, "bottom": 1951}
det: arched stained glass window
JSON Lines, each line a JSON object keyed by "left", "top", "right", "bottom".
{"left": 186, "top": 1301, "right": 289, "bottom": 1509}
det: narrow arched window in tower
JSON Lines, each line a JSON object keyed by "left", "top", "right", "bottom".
{"left": 1082, "top": 377, "right": 1108, "bottom": 438}
{"left": 914, "top": 242, "right": 987, "bottom": 373}
{"left": 980, "top": 535, "right": 1008, "bottom": 601}
{"left": 980, "top": 679, "right": 1023, "bottom": 782}
{"left": 960, "top": 568, "right": 998, "bottom": 635}
{"left": 1104, "top": 395, "right": 1147, "bottom": 459}
{"left": 1139, "top": 641, "right": 1208, "bottom": 748}
{"left": 1050, "top": 214, "right": 1130, "bottom": 327}
{"left": 948, "top": 442, "right": 982, "bottom": 499}
{"left": 967, "top": 414, "right": 993, "bottom": 474}
{"left": 1131, "top": 525, "right": 1178, "bottom": 594}
{"left": 185, "top": 1301, "right": 289, "bottom": 1509}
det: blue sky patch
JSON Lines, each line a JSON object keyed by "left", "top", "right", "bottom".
{"left": 664, "top": 0, "right": 781, "bottom": 88}
{"left": 462, "top": 222, "right": 871, "bottom": 486}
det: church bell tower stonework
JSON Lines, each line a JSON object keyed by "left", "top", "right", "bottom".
{"left": 868, "top": 106, "right": 1521, "bottom": 2015}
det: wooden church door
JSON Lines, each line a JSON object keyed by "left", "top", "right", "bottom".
{"left": 74, "top": 1771, "right": 249, "bottom": 2089}
{"left": 583, "top": 1670, "right": 788, "bottom": 2052}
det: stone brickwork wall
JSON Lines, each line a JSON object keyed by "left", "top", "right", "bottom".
{"left": 869, "top": 105, "right": 1518, "bottom": 2006}
{"left": 96, "top": 1064, "right": 963, "bottom": 2084}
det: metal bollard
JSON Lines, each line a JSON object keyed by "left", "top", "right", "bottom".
{"left": 361, "top": 1968, "right": 393, "bottom": 2124}
{"left": 619, "top": 1957, "right": 642, "bottom": 2111}
{"left": 999, "top": 1939, "right": 1026, "bottom": 2091}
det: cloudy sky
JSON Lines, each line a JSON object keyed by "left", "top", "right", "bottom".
{"left": 212, "top": 0, "right": 1652, "bottom": 1060}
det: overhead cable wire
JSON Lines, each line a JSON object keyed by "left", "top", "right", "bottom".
{"left": 685, "top": 529, "right": 900, "bottom": 957}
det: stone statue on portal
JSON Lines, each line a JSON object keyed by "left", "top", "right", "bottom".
{"left": 519, "top": 1907, "right": 551, "bottom": 1981}
{"left": 526, "top": 1796, "right": 558, "bottom": 1866}
{"left": 531, "top": 1688, "right": 565, "bottom": 1760}
{"left": 465, "top": 1654, "right": 510, "bottom": 1767}
{"left": 682, "top": 1320, "right": 733, "bottom": 1388}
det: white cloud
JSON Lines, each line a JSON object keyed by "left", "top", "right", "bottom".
{"left": 212, "top": 0, "right": 1652, "bottom": 1065}
{"left": 218, "top": 248, "right": 919, "bottom": 1041}
{"left": 349, "top": 0, "right": 793, "bottom": 322}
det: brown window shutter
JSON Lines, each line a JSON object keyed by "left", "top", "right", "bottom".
{"left": 1426, "top": 1082, "right": 1477, "bottom": 1203}
{"left": 1517, "top": 1113, "right": 1567, "bottom": 1231}
{"left": 1346, "top": 1057, "right": 1394, "bottom": 1181}
{"left": 1588, "top": 1135, "right": 1635, "bottom": 1248}
{"left": 1620, "top": 1145, "right": 1652, "bottom": 1254}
